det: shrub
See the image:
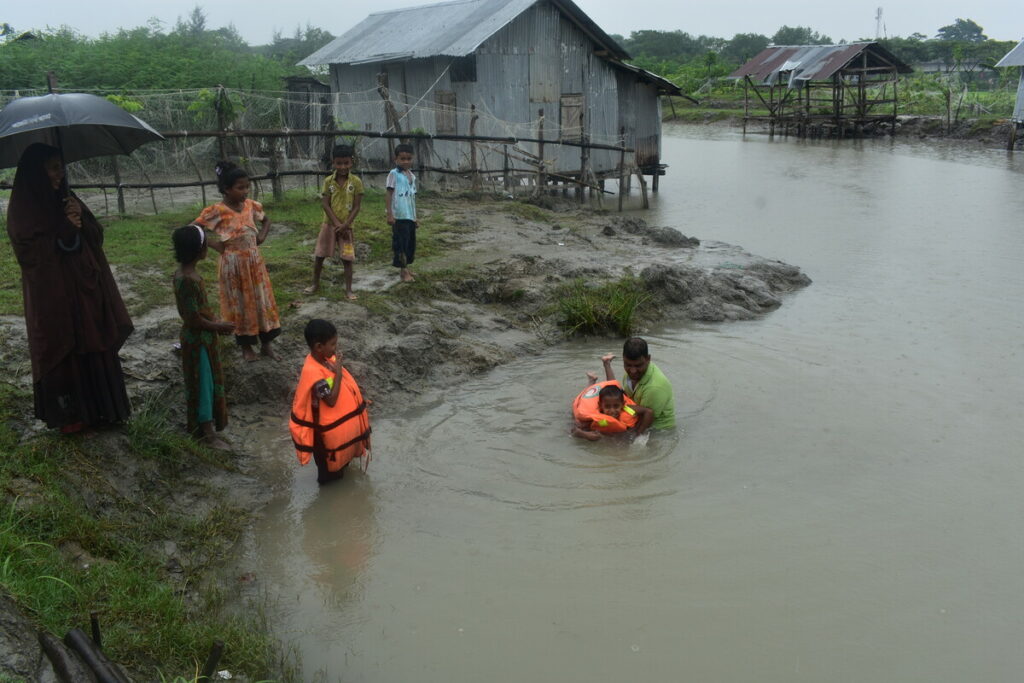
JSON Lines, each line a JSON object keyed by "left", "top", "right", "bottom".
{"left": 556, "top": 276, "right": 650, "bottom": 336}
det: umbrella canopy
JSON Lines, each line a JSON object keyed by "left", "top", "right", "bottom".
{"left": 0, "top": 92, "right": 164, "bottom": 168}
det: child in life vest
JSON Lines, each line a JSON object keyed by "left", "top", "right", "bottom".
{"left": 571, "top": 354, "right": 653, "bottom": 441}
{"left": 289, "top": 319, "right": 372, "bottom": 484}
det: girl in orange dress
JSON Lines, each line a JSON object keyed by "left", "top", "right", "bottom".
{"left": 192, "top": 161, "right": 281, "bottom": 362}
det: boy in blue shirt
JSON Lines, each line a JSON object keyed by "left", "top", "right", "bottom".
{"left": 385, "top": 144, "right": 417, "bottom": 282}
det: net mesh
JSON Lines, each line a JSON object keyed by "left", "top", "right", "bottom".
{"left": 0, "top": 87, "right": 630, "bottom": 216}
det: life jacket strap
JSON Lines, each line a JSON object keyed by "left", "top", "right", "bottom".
{"left": 326, "top": 427, "right": 372, "bottom": 461}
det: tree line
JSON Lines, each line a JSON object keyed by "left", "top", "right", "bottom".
{"left": 0, "top": 7, "right": 331, "bottom": 91}
{"left": 611, "top": 18, "right": 1018, "bottom": 91}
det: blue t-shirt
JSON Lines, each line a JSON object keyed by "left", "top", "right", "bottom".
{"left": 386, "top": 168, "right": 417, "bottom": 221}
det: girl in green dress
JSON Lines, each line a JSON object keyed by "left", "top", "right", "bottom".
{"left": 172, "top": 225, "right": 234, "bottom": 449}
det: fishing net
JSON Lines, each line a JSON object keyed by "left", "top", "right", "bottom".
{"left": 1, "top": 86, "right": 630, "bottom": 217}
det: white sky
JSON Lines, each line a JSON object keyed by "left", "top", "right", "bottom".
{"left": 6, "top": 0, "right": 1023, "bottom": 45}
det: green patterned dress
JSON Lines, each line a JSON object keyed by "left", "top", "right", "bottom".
{"left": 173, "top": 273, "right": 227, "bottom": 435}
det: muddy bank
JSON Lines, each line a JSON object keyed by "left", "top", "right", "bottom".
{"left": 0, "top": 197, "right": 809, "bottom": 680}
{"left": 669, "top": 110, "right": 1019, "bottom": 147}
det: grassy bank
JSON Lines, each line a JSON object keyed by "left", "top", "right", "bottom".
{"left": 0, "top": 186, "right": 654, "bottom": 679}
{"left": 0, "top": 385, "right": 284, "bottom": 679}
{"left": 0, "top": 187, "right": 453, "bottom": 318}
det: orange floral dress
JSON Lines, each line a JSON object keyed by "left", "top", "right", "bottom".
{"left": 194, "top": 199, "right": 280, "bottom": 342}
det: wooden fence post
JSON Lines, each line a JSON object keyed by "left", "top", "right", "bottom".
{"left": 470, "top": 104, "right": 481, "bottom": 192}
{"left": 269, "top": 139, "right": 283, "bottom": 201}
{"left": 111, "top": 157, "right": 126, "bottom": 215}
{"left": 215, "top": 86, "right": 228, "bottom": 161}
{"left": 617, "top": 127, "right": 626, "bottom": 212}
{"left": 503, "top": 144, "right": 511, "bottom": 193}
{"left": 536, "top": 109, "right": 546, "bottom": 195}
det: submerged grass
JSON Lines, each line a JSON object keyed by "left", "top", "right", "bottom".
{"left": 554, "top": 275, "right": 651, "bottom": 337}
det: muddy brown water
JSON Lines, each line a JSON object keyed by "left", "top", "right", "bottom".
{"left": 241, "top": 125, "right": 1024, "bottom": 682}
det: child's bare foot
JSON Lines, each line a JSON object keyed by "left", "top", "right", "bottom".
{"left": 586, "top": 371, "right": 599, "bottom": 384}
{"left": 303, "top": 284, "right": 319, "bottom": 294}
{"left": 200, "top": 423, "right": 232, "bottom": 450}
{"left": 400, "top": 269, "right": 415, "bottom": 282}
{"left": 260, "top": 343, "right": 277, "bottom": 360}
{"left": 346, "top": 292, "right": 358, "bottom": 301}
{"left": 241, "top": 345, "right": 258, "bottom": 362}
{"left": 601, "top": 353, "right": 615, "bottom": 363}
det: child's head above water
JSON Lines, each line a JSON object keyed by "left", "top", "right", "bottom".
{"left": 304, "top": 318, "right": 338, "bottom": 360}
{"left": 597, "top": 384, "right": 626, "bottom": 417}
{"left": 172, "top": 224, "right": 206, "bottom": 264}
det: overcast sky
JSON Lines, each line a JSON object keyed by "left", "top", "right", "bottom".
{"left": 6, "top": 0, "right": 1023, "bottom": 45}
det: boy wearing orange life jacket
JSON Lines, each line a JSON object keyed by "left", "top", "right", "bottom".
{"left": 290, "top": 319, "right": 371, "bottom": 484}
{"left": 571, "top": 354, "right": 653, "bottom": 441}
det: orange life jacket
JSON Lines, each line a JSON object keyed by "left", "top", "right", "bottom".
{"left": 290, "top": 354, "right": 371, "bottom": 471}
{"left": 571, "top": 380, "right": 639, "bottom": 434}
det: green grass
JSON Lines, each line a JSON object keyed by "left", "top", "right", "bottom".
{"left": 0, "top": 187, "right": 461, "bottom": 317}
{"left": 554, "top": 276, "right": 651, "bottom": 336}
{"left": 0, "top": 385, "right": 285, "bottom": 680}
{"left": 505, "top": 201, "right": 554, "bottom": 223}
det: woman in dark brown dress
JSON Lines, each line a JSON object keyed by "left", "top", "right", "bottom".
{"left": 6, "top": 143, "right": 133, "bottom": 432}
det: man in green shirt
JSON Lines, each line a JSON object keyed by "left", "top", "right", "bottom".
{"left": 621, "top": 337, "right": 676, "bottom": 430}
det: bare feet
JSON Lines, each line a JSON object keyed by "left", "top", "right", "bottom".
{"left": 241, "top": 345, "right": 258, "bottom": 362}
{"left": 346, "top": 292, "right": 358, "bottom": 301}
{"left": 400, "top": 269, "right": 415, "bottom": 282}
{"left": 586, "top": 371, "right": 599, "bottom": 384}
{"left": 260, "top": 343, "right": 278, "bottom": 360}
{"left": 304, "top": 284, "right": 319, "bottom": 294}
{"left": 200, "top": 423, "right": 232, "bottom": 450}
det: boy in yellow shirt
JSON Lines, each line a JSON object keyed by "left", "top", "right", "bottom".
{"left": 306, "top": 145, "right": 364, "bottom": 298}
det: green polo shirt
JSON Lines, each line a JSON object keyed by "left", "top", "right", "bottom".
{"left": 623, "top": 361, "right": 676, "bottom": 430}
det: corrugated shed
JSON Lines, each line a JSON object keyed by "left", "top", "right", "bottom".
{"left": 730, "top": 42, "right": 912, "bottom": 87}
{"left": 301, "top": 0, "right": 628, "bottom": 67}
{"left": 995, "top": 40, "right": 1024, "bottom": 68}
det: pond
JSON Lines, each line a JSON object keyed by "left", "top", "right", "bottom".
{"left": 245, "top": 125, "right": 1024, "bottom": 682}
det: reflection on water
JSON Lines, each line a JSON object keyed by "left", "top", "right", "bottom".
{"left": 247, "top": 127, "right": 1024, "bottom": 682}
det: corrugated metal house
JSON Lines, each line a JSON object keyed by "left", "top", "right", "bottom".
{"left": 730, "top": 42, "right": 912, "bottom": 137}
{"left": 299, "top": 0, "right": 680, "bottom": 181}
{"left": 995, "top": 40, "right": 1024, "bottom": 124}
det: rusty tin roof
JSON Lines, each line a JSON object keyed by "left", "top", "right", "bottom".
{"left": 730, "top": 42, "right": 912, "bottom": 87}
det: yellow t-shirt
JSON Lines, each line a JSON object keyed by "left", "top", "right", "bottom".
{"left": 321, "top": 172, "right": 364, "bottom": 223}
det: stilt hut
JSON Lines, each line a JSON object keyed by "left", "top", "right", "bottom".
{"left": 298, "top": 0, "right": 681, "bottom": 189}
{"left": 730, "top": 42, "right": 913, "bottom": 138}
{"left": 995, "top": 40, "right": 1024, "bottom": 149}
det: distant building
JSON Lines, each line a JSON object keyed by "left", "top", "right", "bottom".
{"left": 995, "top": 40, "right": 1024, "bottom": 124}
{"left": 912, "top": 59, "right": 984, "bottom": 74}
{"left": 730, "top": 42, "right": 913, "bottom": 137}
{"left": 299, "top": 0, "right": 680, "bottom": 184}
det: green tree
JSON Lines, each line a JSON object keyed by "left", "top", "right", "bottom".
{"left": 936, "top": 18, "right": 987, "bottom": 42}
{"left": 771, "top": 25, "right": 832, "bottom": 46}
{"left": 722, "top": 33, "right": 769, "bottom": 63}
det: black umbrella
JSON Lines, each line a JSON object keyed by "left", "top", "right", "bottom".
{"left": 0, "top": 92, "right": 164, "bottom": 168}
